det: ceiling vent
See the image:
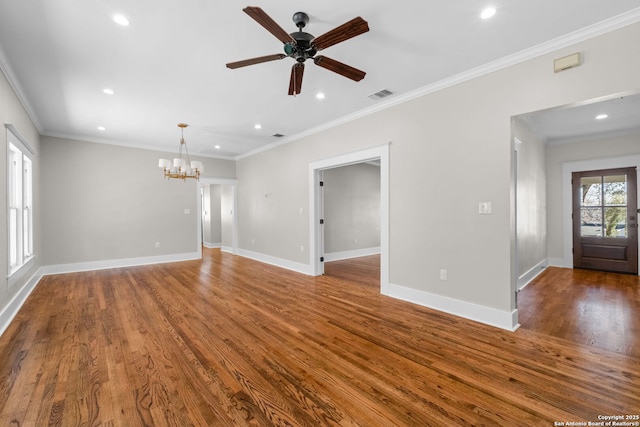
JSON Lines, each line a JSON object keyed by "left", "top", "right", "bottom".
{"left": 368, "top": 89, "right": 394, "bottom": 101}
{"left": 272, "top": 133, "right": 285, "bottom": 138}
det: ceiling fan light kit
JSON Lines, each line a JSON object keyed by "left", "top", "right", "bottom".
{"left": 226, "top": 6, "right": 369, "bottom": 96}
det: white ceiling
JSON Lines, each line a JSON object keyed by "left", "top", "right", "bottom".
{"left": 522, "top": 92, "right": 640, "bottom": 144}
{"left": 1, "top": 1, "right": 639, "bottom": 158}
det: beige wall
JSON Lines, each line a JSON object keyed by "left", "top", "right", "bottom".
{"left": 0, "top": 69, "right": 41, "bottom": 321}
{"left": 323, "top": 163, "right": 380, "bottom": 255}
{"left": 40, "top": 136, "right": 235, "bottom": 265}
{"left": 237, "top": 22, "right": 640, "bottom": 323}
{"left": 202, "top": 184, "right": 222, "bottom": 247}
{"left": 514, "top": 118, "right": 547, "bottom": 280}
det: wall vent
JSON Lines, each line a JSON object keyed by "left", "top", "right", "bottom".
{"left": 368, "top": 89, "right": 394, "bottom": 100}
{"left": 554, "top": 52, "right": 581, "bottom": 73}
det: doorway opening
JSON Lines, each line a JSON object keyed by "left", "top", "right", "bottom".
{"left": 321, "top": 162, "right": 381, "bottom": 285}
{"left": 309, "top": 144, "right": 390, "bottom": 294}
{"left": 199, "top": 178, "right": 238, "bottom": 255}
{"left": 512, "top": 92, "right": 640, "bottom": 340}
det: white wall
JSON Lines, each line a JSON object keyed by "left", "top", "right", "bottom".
{"left": 40, "top": 136, "right": 235, "bottom": 267}
{"left": 514, "top": 118, "right": 547, "bottom": 284}
{"left": 323, "top": 163, "right": 380, "bottom": 258}
{"left": 236, "top": 22, "right": 640, "bottom": 330}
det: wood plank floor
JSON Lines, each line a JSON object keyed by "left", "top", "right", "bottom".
{"left": 0, "top": 250, "right": 639, "bottom": 426}
{"left": 518, "top": 266, "right": 640, "bottom": 358}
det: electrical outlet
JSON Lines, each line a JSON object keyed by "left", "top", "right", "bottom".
{"left": 155, "top": 242, "right": 160, "bottom": 248}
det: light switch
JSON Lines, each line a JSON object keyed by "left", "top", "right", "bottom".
{"left": 184, "top": 208, "right": 190, "bottom": 214}
{"left": 479, "top": 202, "right": 492, "bottom": 214}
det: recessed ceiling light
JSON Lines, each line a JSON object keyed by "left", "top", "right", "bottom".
{"left": 254, "top": 124, "right": 262, "bottom": 129}
{"left": 103, "top": 88, "right": 114, "bottom": 95}
{"left": 481, "top": 7, "right": 496, "bottom": 19}
{"left": 214, "top": 145, "right": 221, "bottom": 149}
{"left": 113, "top": 14, "right": 130, "bottom": 26}
{"left": 316, "top": 92, "right": 325, "bottom": 100}
{"left": 97, "top": 126, "right": 106, "bottom": 131}
{"left": 595, "top": 114, "right": 608, "bottom": 120}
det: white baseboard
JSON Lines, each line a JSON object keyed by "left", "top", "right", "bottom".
{"left": 221, "top": 246, "right": 233, "bottom": 254}
{"left": 0, "top": 267, "right": 45, "bottom": 336}
{"left": 548, "top": 257, "right": 569, "bottom": 268}
{"left": 203, "top": 242, "right": 221, "bottom": 249}
{"left": 518, "top": 259, "right": 548, "bottom": 290}
{"left": 236, "top": 249, "right": 312, "bottom": 275}
{"left": 41, "top": 252, "right": 201, "bottom": 275}
{"left": 386, "top": 282, "right": 519, "bottom": 331}
{"left": 324, "top": 247, "right": 381, "bottom": 262}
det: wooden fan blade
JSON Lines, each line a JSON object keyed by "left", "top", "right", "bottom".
{"left": 313, "top": 56, "right": 366, "bottom": 82}
{"left": 312, "top": 17, "right": 369, "bottom": 50}
{"left": 243, "top": 6, "right": 296, "bottom": 44}
{"left": 288, "top": 63, "right": 304, "bottom": 96}
{"left": 226, "top": 54, "right": 286, "bottom": 69}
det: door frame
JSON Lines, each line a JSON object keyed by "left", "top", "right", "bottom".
{"left": 308, "top": 144, "right": 390, "bottom": 293}
{"left": 561, "top": 154, "right": 640, "bottom": 274}
{"left": 198, "top": 178, "right": 238, "bottom": 255}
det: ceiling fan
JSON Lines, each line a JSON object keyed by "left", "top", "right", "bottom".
{"left": 226, "top": 6, "right": 369, "bottom": 96}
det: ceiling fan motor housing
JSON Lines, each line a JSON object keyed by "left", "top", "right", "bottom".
{"left": 285, "top": 31, "right": 317, "bottom": 62}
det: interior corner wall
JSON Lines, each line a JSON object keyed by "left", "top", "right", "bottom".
{"left": 546, "top": 132, "right": 640, "bottom": 261}
{"left": 323, "top": 163, "right": 380, "bottom": 257}
{"left": 0, "top": 68, "right": 42, "bottom": 326}
{"left": 236, "top": 22, "right": 640, "bottom": 323}
{"left": 513, "top": 118, "right": 547, "bottom": 280}
{"left": 40, "top": 136, "right": 235, "bottom": 266}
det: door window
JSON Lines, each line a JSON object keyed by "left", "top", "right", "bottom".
{"left": 579, "top": 174, "right": 627, "bottom": 238}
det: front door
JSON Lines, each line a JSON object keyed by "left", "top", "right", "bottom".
{"left": 572, "top": 167, "right": 638, "bottom": 274}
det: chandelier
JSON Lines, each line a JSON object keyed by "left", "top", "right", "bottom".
{"left": 158, "top": 123, "right": 204, "bottom": 181}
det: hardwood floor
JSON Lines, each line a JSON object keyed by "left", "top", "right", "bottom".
{"left": 0, "top": 250, "right": 638, "bottom": 426}
{"left": 518, "top": 266, "right": 640, "bottom": 358}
